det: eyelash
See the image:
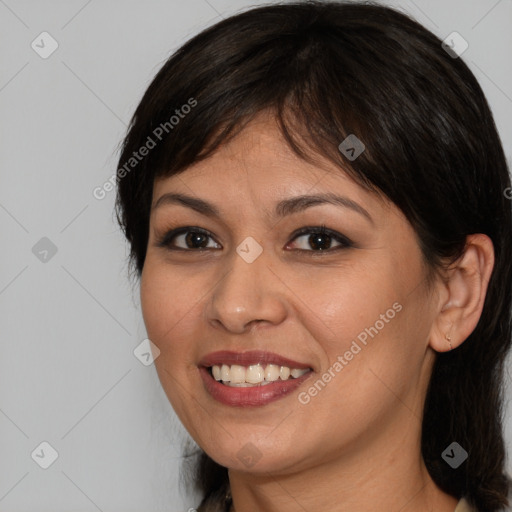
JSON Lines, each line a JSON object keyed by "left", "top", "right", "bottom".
{"left": 155, "top": 224, "right": 354, "bottom": 255}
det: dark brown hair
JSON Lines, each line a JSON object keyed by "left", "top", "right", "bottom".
{"left": 115, "top": 1, "right": 512, "bottom": 510}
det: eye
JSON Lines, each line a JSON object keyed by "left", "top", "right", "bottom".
{"left": 156, "top": 224, "right": 353, "bottom": 254}
{"left": 156, "top": 227, "right": 220, "bottom": 251}
{"left": 286, "top": 225, "right": 353, "bottom": 253}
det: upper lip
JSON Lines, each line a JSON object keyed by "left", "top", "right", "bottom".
{"left": 199, "top": 350, "right": 312, "bottom": 369}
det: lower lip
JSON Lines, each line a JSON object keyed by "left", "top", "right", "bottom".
{"left": 199, "top": 366, "right": 313, "bottom": 407}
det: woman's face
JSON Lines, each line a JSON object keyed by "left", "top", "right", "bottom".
{"left": 140, "top": 113, "right": 441, "bottom": 475}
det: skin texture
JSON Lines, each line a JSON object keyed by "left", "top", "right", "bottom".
{"left": 140, "top": 112, "right": 494, "bottom": 512}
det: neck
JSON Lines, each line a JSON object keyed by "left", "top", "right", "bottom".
{"left": 228, "top": 460, "right": 457, "bottom": 512}
{"left": 227, "top": 410, "right": 458, "bottom": 512}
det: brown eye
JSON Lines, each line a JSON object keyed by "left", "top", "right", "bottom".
{"left": 157, "top": 227, "right": 220, "bottom": 250}
{"left": 156, "top": 225, "right": 353, "bottom": 254}
{"left": 287, "top": 226, "right": 353, "bottom": 253}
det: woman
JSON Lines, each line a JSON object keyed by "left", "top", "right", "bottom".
{"left": 114, "top": 1, "right": 512, "bottom": 511}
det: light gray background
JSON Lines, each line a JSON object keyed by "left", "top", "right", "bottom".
{"left": 1, "top": 0, "right": 511, "bottom": 511}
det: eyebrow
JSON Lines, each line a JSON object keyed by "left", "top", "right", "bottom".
{"left": 152, "top": 192, "right": 374, "bottom": 224}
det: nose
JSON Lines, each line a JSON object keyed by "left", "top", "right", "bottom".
{"left": 205, "top": 246, "right": 288, "bottom": 334}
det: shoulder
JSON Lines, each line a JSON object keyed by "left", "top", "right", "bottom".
{"left": 454, "top": 498, "right": 475, "bottom": 512}
{"left": 456, "top": 477, "right": 512, "bottom": 512}
{"left": 455, "top": 495, "right": 512, "bottom": 512}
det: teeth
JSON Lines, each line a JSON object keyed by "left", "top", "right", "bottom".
{"left": 225, "top": 380, "right": 273, "bottom": 388}
{"left": 210, "top": 363, "right": 310, "bottom": 386}
{"left": 246, "top": 364, "right": 264, "bottom": 384}
{"left": 230, "top": 364, "right": 246, "bottom": 384}
{"left": 212, "top": 365, "right": 221, "bottom": 381}
{"left": 264, "top": 364, "right": 280, "bottom": 382}
{"left": 221, "top": 364, "right": 230, "bottom": 382}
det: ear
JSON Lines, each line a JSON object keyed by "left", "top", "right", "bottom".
{"left": 429, "top": 234, "right": 494, "bottom": 353}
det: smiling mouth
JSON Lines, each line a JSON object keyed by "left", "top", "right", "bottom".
{"left": 207, "top": 363, "right": 312, "bottom": 387}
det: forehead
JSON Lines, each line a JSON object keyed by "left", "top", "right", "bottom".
{"left": 151, "top": 111, "right": 397, "bottom": 228}
{"left": 155, "top": 114, "right": 365, "bottom": 196}
{"left": 149, "top": 114, "right": 410, "bottom": 243}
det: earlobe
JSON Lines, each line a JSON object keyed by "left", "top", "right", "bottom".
{"left": 429, "top": 234, "right": 494, "bottom": 353}
{"left": 445, "top": 334, "right": 453, "bottom": 351}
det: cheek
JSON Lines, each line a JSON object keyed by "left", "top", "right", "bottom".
{"left": 296, "top": 262, "right": 402, "bottom": 360}
{"left": 140, "top": 262, "right": 207, "bottom": 431}
{"left": 300, "top": 258, "right": 429, "bottom": 402}
{"left": 140, "top": 262, "right": 201, "bottom": 364}
{"left": 140, "top": 269, "right": 167, "bottom": 345}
